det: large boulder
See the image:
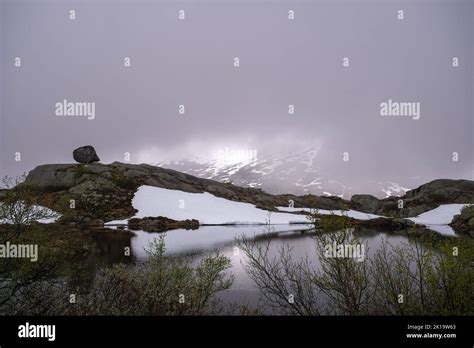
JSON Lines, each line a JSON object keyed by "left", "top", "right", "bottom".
{"left": 73, "top": 146, "right": 100, "bottom": 164}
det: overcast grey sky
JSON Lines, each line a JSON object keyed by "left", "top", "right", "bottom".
{"left": 1, "top": 0, "right": 472, "bottom": 191}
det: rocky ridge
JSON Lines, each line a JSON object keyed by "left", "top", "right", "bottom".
{"left": 21, "top": 161, "right": 474, "bottom": 231}
{"left": 351, "top": 179, "right": 474, "bottom": 217}
{"left": 22, "top": 161, "right": 348, "bottom": 223}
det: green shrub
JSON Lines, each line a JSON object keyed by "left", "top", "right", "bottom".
{"left": 238, "top": 230, "right": 474, "bottom": 315}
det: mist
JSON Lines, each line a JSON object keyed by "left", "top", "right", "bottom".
{"left": 1, "top": 0, "right": 472, "bottom": 194}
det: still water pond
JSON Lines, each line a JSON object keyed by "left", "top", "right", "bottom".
{"left": 91, "top": 225, "right": 418, "bottom": 308}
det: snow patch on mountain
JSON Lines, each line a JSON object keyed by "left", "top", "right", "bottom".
{"left": 407, "top": 204, "right": 468, "bottom": 225}
{"left": 121, "top": 185, "right": 310, "bottom": 225}
{"left": 380, "top": 182, "right": 410, "bottom": 198}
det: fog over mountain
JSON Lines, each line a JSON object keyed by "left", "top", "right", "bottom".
{"left": 1, "top": 0, "right": 472, "bottom": 197}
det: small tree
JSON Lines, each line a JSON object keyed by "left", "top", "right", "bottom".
{"left": 237, "top": 228, "right": 369, "bottom": 315}
{"left": 72, "top": 235, "right": 234, "bottom": 315}
{"left": 0, "top": 175, "right": 59, "bottom": 234}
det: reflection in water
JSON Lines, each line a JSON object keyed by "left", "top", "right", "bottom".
{"left": 60, "top": 223, "right": 459, "bottom": 311}
{"left": 130, "top": 224, "right": 312, "bottom": 258}
{"left": 117, "top": 225, "right": 416, "bottom": 308}
{"left": 86, "top": 229, "right": 135, "bottom": 270}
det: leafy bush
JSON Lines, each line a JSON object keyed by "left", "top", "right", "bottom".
{"left": 70, "top": 235, "right": 233, "bottom": 315}
{"left": 306, "top": 208, "right": 351, "bottom": 231}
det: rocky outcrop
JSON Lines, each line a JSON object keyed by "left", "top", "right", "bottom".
{"left": 22, "top": 162, "right": 349, "bottom": 222}
{"left": 17, "top": 160, "right": 474, "bottom": 226}
{"left": 350, "top": 195, "right": 380, "bottom": 214}
{"left": 73, "top": 146, "right": 100, "bottom": 164}
{"left": 352, "top": 179, "right": 474, "bottom": 218}
{"left": 449, "top": 205, "right": 474, "bottom": 237}
{"left": 128, "top": 216, "right": 199, "bottom": 232}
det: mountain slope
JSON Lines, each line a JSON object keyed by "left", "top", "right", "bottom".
{"left": 156, "top": 149, "right": 412, "bottom": 199}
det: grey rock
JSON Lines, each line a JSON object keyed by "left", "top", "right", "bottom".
{"left": 351, "top": 194, "right": 380, "bottom": 214}
{"left": 352, "top": 179, "right": 474, "bottom": 218}
{"left": 24, "top": 164, "right": 78, "bottom": 189}
{"left": 73, "top": 145, "right": 100, "bottom": 164}
{"left": 449, "top": 205, "right": 474, "bottom": 236}
{"left": 69, "top": 177, "right": 117, "bottom": 195}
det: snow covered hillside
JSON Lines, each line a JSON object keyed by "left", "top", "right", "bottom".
{"left": 105, "top": 186, "right": 469, "bottom": 236}
{"left": 156, "top": 148, "right": 413, "bottom": 199}
{"left": 112, "top": 185, "right": 309, "bottom": 225}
